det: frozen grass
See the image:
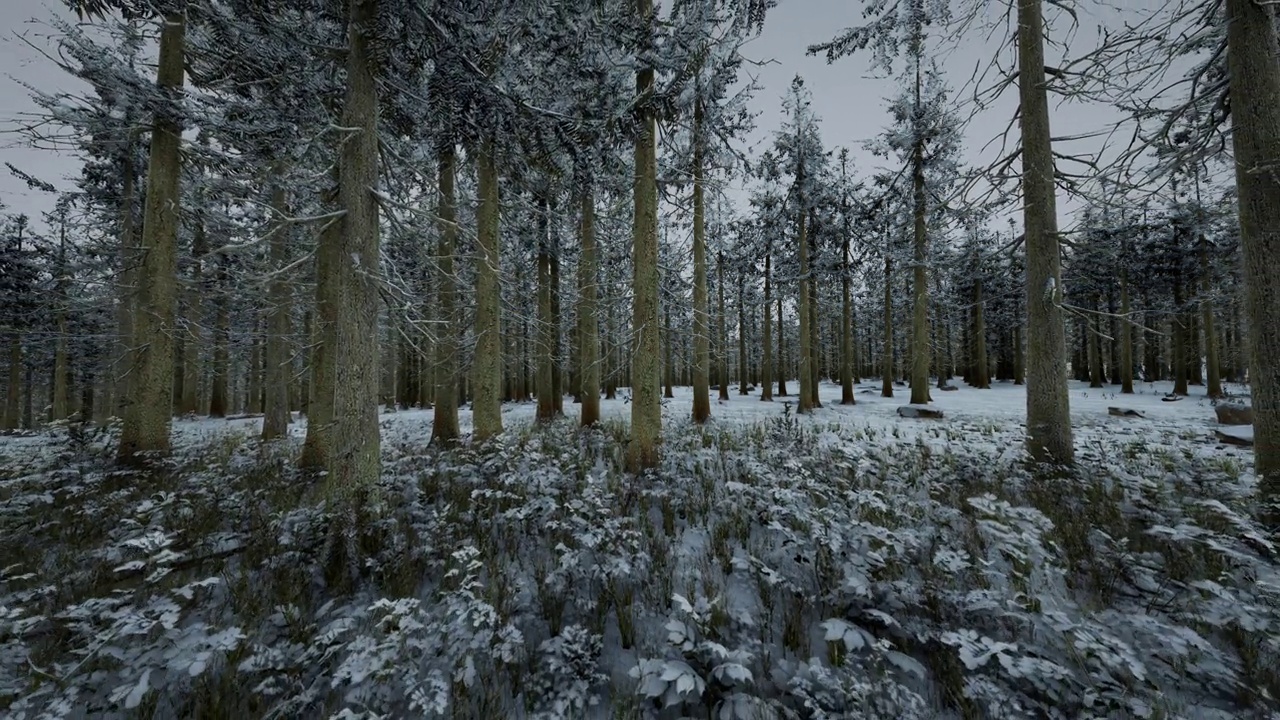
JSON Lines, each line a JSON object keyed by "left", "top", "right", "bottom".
{"left": 1, "top": 378, "right": 1276, "bottom": 719}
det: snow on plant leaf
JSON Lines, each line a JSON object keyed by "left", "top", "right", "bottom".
{"left": 122, "top": 668, "right": 150, "bottom": 709}
{"left": 885, "top": 650, "right": 927, "bottom": 678}
{"left": 711, "top": 662, "right": 754, "bottom": 686}
{"left": 821, "top": 618, "right": 875, "bottom": 652}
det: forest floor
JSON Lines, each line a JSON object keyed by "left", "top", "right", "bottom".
{"left": 2, "top": 378, "right": 1277, "bottom": 720}
{"left": 183, "top": 376, "right": 1256, "bottom": 455}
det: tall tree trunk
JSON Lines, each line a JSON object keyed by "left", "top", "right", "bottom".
{"left": 761, "top": 250, "right": 773, "bottom": 402}
{"left": 716, "top": 251, "right": 730, "bottom": 402}
{"left": 117, "top": 8, "right": 185, "bottom": 463}
{"left": 1014, "top": 324, "right": 1025, "bottom": 385}
{"left": 248, "top": 316, "right": 264, "bottom": 414}
{"left": 51, "top": 215, "right": 70, "bottom": 422}
{"left": 1088, "top": 298, "right": 1104, "bottom": 389}
{"left": 1108, "top": 291, "right": 1121, "bottom": 384}
{"left": 841, "top": 237, "right": 854, "bottom": 404}
{"left": 807, "top": 227, "right": 822, "bottom": 409}
{"left": 300, "top": 310, "right": 312, "bottom": 416}
{"left": 777, "top": 296, "right": 787, "bottom": 396}
{"left": 22, "top": 362, "right": 33, "bottom": 430}
{"left": 973, "top": 279, "right": 990, "bottom": 389}
{"left": 209, "top": 256, "right": 230, "bottom": 418}
{"left": 1200, "top": 237, "right": 1223, "bottom": 399}
{"left": 1188, "top": 311, "right": 1202, "bottom": 385}
{"left": 910, "top": 120, "right": 931, "bottom": 405}
{"left": 3, "top": 335, "right": 19, "bottom": 430}
{"left": 180, "top": 217, "right": 205, "bottom": 414}
{"left": 473, "top": 136, "right": 504, "bottom": 440}
{"left": 110, "top": 135, "right": 141, "bottom": 420}
{"left": 1120, "top": 269, "right": 1134, "bottom": 393}
{"left": 628, "top": 0, "right": 662, "bottom": 470}
{"left": 550, "top": 228, "right": 564, "bottom": 415}
{"left": 798, "top": 203, "right": 814, "bottom": 413}
{"left": 738, "top": 271, "right": 749, "bottom": 394}
{"left": 578, "top": 180, "right": 600, "bottom": 427}
{"left": 433, "top": 143, "right": 461, "bottom": 441}
{"left": 882, "top": 246, "right": 894, "bottom": 398}
{"left": 302, "top": 0, "right": 383, "bottom": 502}
{"left": 1018, "top": 0, "right": 1073, "bottom": 465}
{"left": 664, "top": 302, "right": 675, "bottom": 398}
{"left": 262, "top": 173, "right": 292, "bottom": 440}
{"left": 691, "top": 107, "right": 711, "bottom": 420}
{"left": 536, "top": 193, "right": 556, "bottom": 422}
{"left": 1174, "top": 279, "right": 1189, "bottom": 396}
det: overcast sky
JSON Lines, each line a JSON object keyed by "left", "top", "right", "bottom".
{"left": 0, "top": 0, "right": 1155, "bottom": 237}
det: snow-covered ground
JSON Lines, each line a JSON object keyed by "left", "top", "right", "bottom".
{"left": 4, "top": 377, "right": 1273, "bottom": 720}
{"left": 178, "top": 377, "right": 1257, "bottom": 464}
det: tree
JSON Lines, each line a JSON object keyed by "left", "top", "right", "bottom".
{"left": 628, "top": 0, "right": 662, "bottom": 471}
{"left": 1016, "top": 0, "right": 1073, "bottom": 465}
{"left": 1224, "top": 0, "right": 1280, "bottom": 520}
{"left": 0, "top": 215, "right": 37, "bottom": 430}
{"left": 303, "top": 0, "right": 383, "bottom": 502}
{"left": 68, "top": 0, "right": 189, "bottom": 463}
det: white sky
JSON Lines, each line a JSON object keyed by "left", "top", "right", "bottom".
{"left": 0, "top": 0, "right": 1169, "bottom": 237}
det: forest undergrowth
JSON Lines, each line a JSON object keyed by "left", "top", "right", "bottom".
{"left": 1, "top": 412, "right": 1278, "bottom": 719}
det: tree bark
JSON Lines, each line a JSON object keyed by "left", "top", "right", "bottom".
{"left": 910, "top": 118, "right": 931, "bottom": 405}
{"left": 841, "top": 234, "right": 855, "bottom": 404}
{"left": 302, "top": 0, "right": 382, "bottom": 500}
{"left": 798, "top": 201, "right": 814, "bottom": 413}
{"left": 577, "top": 180, "right": 600, "bottom": 427}
{"left": 1200, "top": 234, "right": 1223, "bottom": 399}
{"left": 761, "top": 249, "right": 773, "bottom": 402}
{"left": 738, "top": 270, "right": 749, "bottom": 394}
{"left": 1120, "top": 268, "right": 1134, "bottom": 394}
{"left": 882, "top": 242, "right": 894, "bottom": 398}
{"left": 248, "top": 316, "right": 263, "bottom": 414}
{"left": 777, "top": 296, "right": 787, "bottom": 396}
{"left": 3, "top": 335, "right": 19, "bottom": 431}
{"left": 1088, "top": 297, "right": 1104, "bottom": 389}
{"left": 208, "top": 258, "right": 232, "bottom": 422}
{"left": 179, "top": 216, "right": 205, "bottom": 415}
{"left": 1018, "top": 0, "right": 1073, "bottom": 465}
{"left": 1174, "top": 279, "right": 1189, "bottom": 396}
{"left": 472, "top": 136, "right": 504, "bottom": 440}
{"left": 1218, "top": 0, "right": 1280, "bottom": 517}
{"left": 432, "top": 142, "right": 461, "bottom": 441}
{"left": 807, "top": 225, "right": 822, "bottom": 408}
{"left": 51, "top": 213, "right": 70, "bottom": 422}
{"left": 550, "top": 229, "right": 563, "bottom": 415}
{"left": 629, "top": 9, "right": 663, "bottom": 469}
{"left": 717, "top": 251, "right": 730, "bottom": 402}
{"left": 973, "top": 279, "right": 990, "bottom": 389}
{"left": 117, "top": 8, "right": 185, "bottom": 463}
{"left": 691, "top": 108, "right": 711, "bottom": 421}
{"left": 536, "top": 192, "right": 556, "bottom": 422}
{"left": 262, "top": 172, "right": 292, "bottom": 440}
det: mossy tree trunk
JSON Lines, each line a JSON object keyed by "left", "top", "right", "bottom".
{"left": 117, "top": 7, "right": 186, "bottom": 464}
{"left": 303, "top": 0, "right": 383, "bottom": 504}
{"left": 472, "top": 136, "right": 504, "bottom": 440}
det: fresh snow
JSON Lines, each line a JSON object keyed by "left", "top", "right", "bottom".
{"left": 178, "top": 378, "right": 1256, "bottom": 463}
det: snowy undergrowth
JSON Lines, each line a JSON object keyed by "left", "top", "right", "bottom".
{"left": 1, "top": 412, "right": 1278, "bottom": 719}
